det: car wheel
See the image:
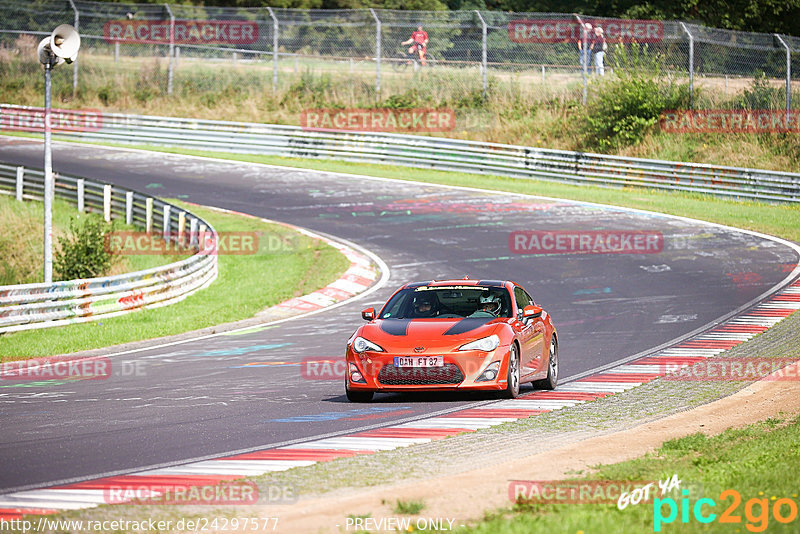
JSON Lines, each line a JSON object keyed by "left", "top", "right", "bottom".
{"left": 501, "top": 344, "right": 520, "bottom": 399}
{"left": 345, "top": 380, "right": 374, "bottom": 402}
{"left": 533, "top": 336, "right": 558, "bottom": 390}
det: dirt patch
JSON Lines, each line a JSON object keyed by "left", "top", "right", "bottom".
{"left": 258, "top": 363, "right": 800, "bottom": 533}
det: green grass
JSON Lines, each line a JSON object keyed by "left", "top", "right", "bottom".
{"left": 0, "top": 193, "right": 181, "bottom": 284}
{"left": 0, "top": 200, "right": 350, "bottom": 358}
{"left": 393, "top": 499, "right": 426, "bottom": 515}
{"left": 461, "top": 416, "right": 800, "bottom": 533}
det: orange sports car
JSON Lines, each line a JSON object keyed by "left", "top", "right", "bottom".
{"left": 345, "top": 278, "right": 558, "bottom": 402}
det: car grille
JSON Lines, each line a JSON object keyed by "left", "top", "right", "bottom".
{"left": 378, "top": 364, "right": 464, "bottom": 385}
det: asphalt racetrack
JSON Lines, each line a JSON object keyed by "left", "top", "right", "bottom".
{"left": 1, "top": 138, "right": 797, "bottom": 492}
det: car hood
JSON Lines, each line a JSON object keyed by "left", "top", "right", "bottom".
{"left": 361, "top": 317, "right": 505, "bottom": 345}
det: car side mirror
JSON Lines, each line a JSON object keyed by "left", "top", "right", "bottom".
{"left": 522, "top": 305, "right": 542, "bottom": 319}
{"left": 361, "top": 307, "right": 375, "bottom": 321}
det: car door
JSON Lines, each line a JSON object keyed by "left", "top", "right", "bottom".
{"left": 513, "top": 285, "right": 542, "bottom": 379}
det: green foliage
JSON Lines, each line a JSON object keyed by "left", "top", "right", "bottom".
{"left": 736, "top": 71, "right": 784, "bottom": 110}
{"left": 584, "top": 44, "right": 691, "bottom": 150}
{"left": 393, "top": 499, "right": 425, "bottom": 515}
{"left": 54, "top": 216, "right": 114, "bottom": 281}
{"left": 281, "top": 70, "right": 335, "bottom": 108}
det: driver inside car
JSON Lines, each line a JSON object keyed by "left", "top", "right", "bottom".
{"left": 469, "top": 294, "right": 501, "bottom": 317}
{"left": 413, "top": 294, "right": 439, "bottom": 317}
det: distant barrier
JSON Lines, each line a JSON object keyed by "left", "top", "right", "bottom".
{"left": 1, "top": 105, "right": 797, "bottom": 203}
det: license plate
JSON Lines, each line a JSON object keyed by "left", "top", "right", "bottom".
{"left": 394, "top": 356, "right": 444, "bottom": 367}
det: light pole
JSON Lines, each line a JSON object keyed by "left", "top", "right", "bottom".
{"left": 36, "top": 25, "right": 80, "bottom": 283}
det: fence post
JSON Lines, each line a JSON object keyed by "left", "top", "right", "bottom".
{"left": 15, "top": 166, "right": 23, "bottom": 201}
{"left": 163, "top": 205, "right": 171, "bottom": 240}
{"left": 146, "top": 197, "right": 153, "bottom": 233}
{"left": 775, "top": 34, "right": 791, "bottom": 114}
{"left": 267, "top": 7, "right": 279, "bottom": 91}
{"left": 475, "top": 11, "right": 488, "bottom": 99}
{"left": 574, "top": 14, "right": 588, "bottom": 106}
{"left": 369, "top": 9, "right": 381, "bottom": 95}
{"left": 178, "top": 211, "right": 186, "bottom": 244}
{"left": 103, "top": 184, "right": 112, "bottom": 222}
{"left": 164, "top": 3, "right": 175, "bottom": 95}
{"left": 114, "top": 41, "right": 119, "bottom": 63}
{"left": 189, "top": 217, "right": 198, "bottom": 246}
{"left": 68, "top": 0, "right": 78, "bottom": 95}
{"left": 125, "top": 191, "right": 133, "bottom": 225}
{"left": 679, "top": 22, "right": 694, "bottom": 109}
{"left": 77, "top": 178, "right": 84, "bottom": 212}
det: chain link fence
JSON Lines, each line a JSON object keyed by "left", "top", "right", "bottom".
{"left": 0, "top": 1, "right": 799, "bottom": 112}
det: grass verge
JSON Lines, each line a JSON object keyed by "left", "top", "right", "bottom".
{"left": 0, "top": 200, "right": 350, "bottom": 358}
{"left": 0, "top": 193, "right": 185, "bottom": 284}
{"left": 466, "top": 415, "right": 800, "bottom": 533}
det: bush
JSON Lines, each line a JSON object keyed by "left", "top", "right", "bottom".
{"left": 584, "top": 44, "right": 691, "bottom": 150}
{"left": 736, "top": 71, "right": 784, "bottom": 110}
{"left": 54, "top": 216, "right": 113, "bottom": 281}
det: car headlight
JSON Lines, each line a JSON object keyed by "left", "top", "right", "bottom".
{"left": 458, "top": 334, "right": 500, "bottom": 352}
{"left": 352, "top": 336, "right": 384, "bottom": 353}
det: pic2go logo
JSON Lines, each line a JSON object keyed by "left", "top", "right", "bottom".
{"left": 654, "top": 489, "right": 799, "bottom": 532}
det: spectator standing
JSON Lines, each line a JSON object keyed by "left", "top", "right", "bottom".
{"left": 592, "top": 26, "right": 607, "bottom": 76}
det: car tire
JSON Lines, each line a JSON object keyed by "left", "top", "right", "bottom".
{"left": 501, "top": 344, "right": 521, "bottom": 399}
{"left": 345, "top": 380, "right": 374, "bottom": 402}
{"left": 533, "top": 336, "right": 558, "bottom": 390}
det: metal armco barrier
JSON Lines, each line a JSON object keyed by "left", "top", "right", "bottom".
{"left": 1, "top": 105, "right": 797, "bottom": 203}
{"left": 0, "top": 161, "right": 218, "bottom": 333}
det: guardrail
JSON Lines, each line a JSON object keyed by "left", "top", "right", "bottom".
{"left": 1, "top": 105, "right": 797, "bottom": 203}
{"left": 0, "top": 161, "right": 218, "bottom": 334}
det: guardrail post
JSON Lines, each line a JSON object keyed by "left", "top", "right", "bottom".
{"left": 103, "top": 184, "right": 112, "bottom": 222}
{"left": 125, "top": 191, "right": 133, "bottom": 225}
{"left": 146, "top": 197, "right": 153, "bottom": 233}
{"left": 199, "top": 223, "right": 208, "bottom": 251}
{"left": 178, "top": 211, "right": 186, "bottom": 244}
{"left": 775, "top": 34, "right": 791, "bottom": 114}
{"left": 476, "top": 11, "right": 488, "bottom": 99}
{"left": 369, "top": 9, "right": 381, "bottom": 95}
{"left": 15, "top": 166, "right": 23, "bottom": 201}
{"left": 68, "top": 0, "right": 78, "bottom": 95}
{"left": 163, "top": 205, "right": 171, "bottom": 240}
{"left": 189, "top": 217, "right": 198, "bottom": 246}
{"left": 267, "top": 7, "right": 279, "bottom": 91}
{"left": 77, "top": 178, "right": 84, "bottom": 212}
{"left": 680, "top": 22, "right": 694, "bottom": 109}
{"left": 164, "top": 3, "right": 175, "bottom": 95}
{"left": 574, "top": 13, "right": 588, "bottom": 106}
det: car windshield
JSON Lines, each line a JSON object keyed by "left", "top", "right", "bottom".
{"left": 378, "top": 285, "right": 512, "bottom": 319}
